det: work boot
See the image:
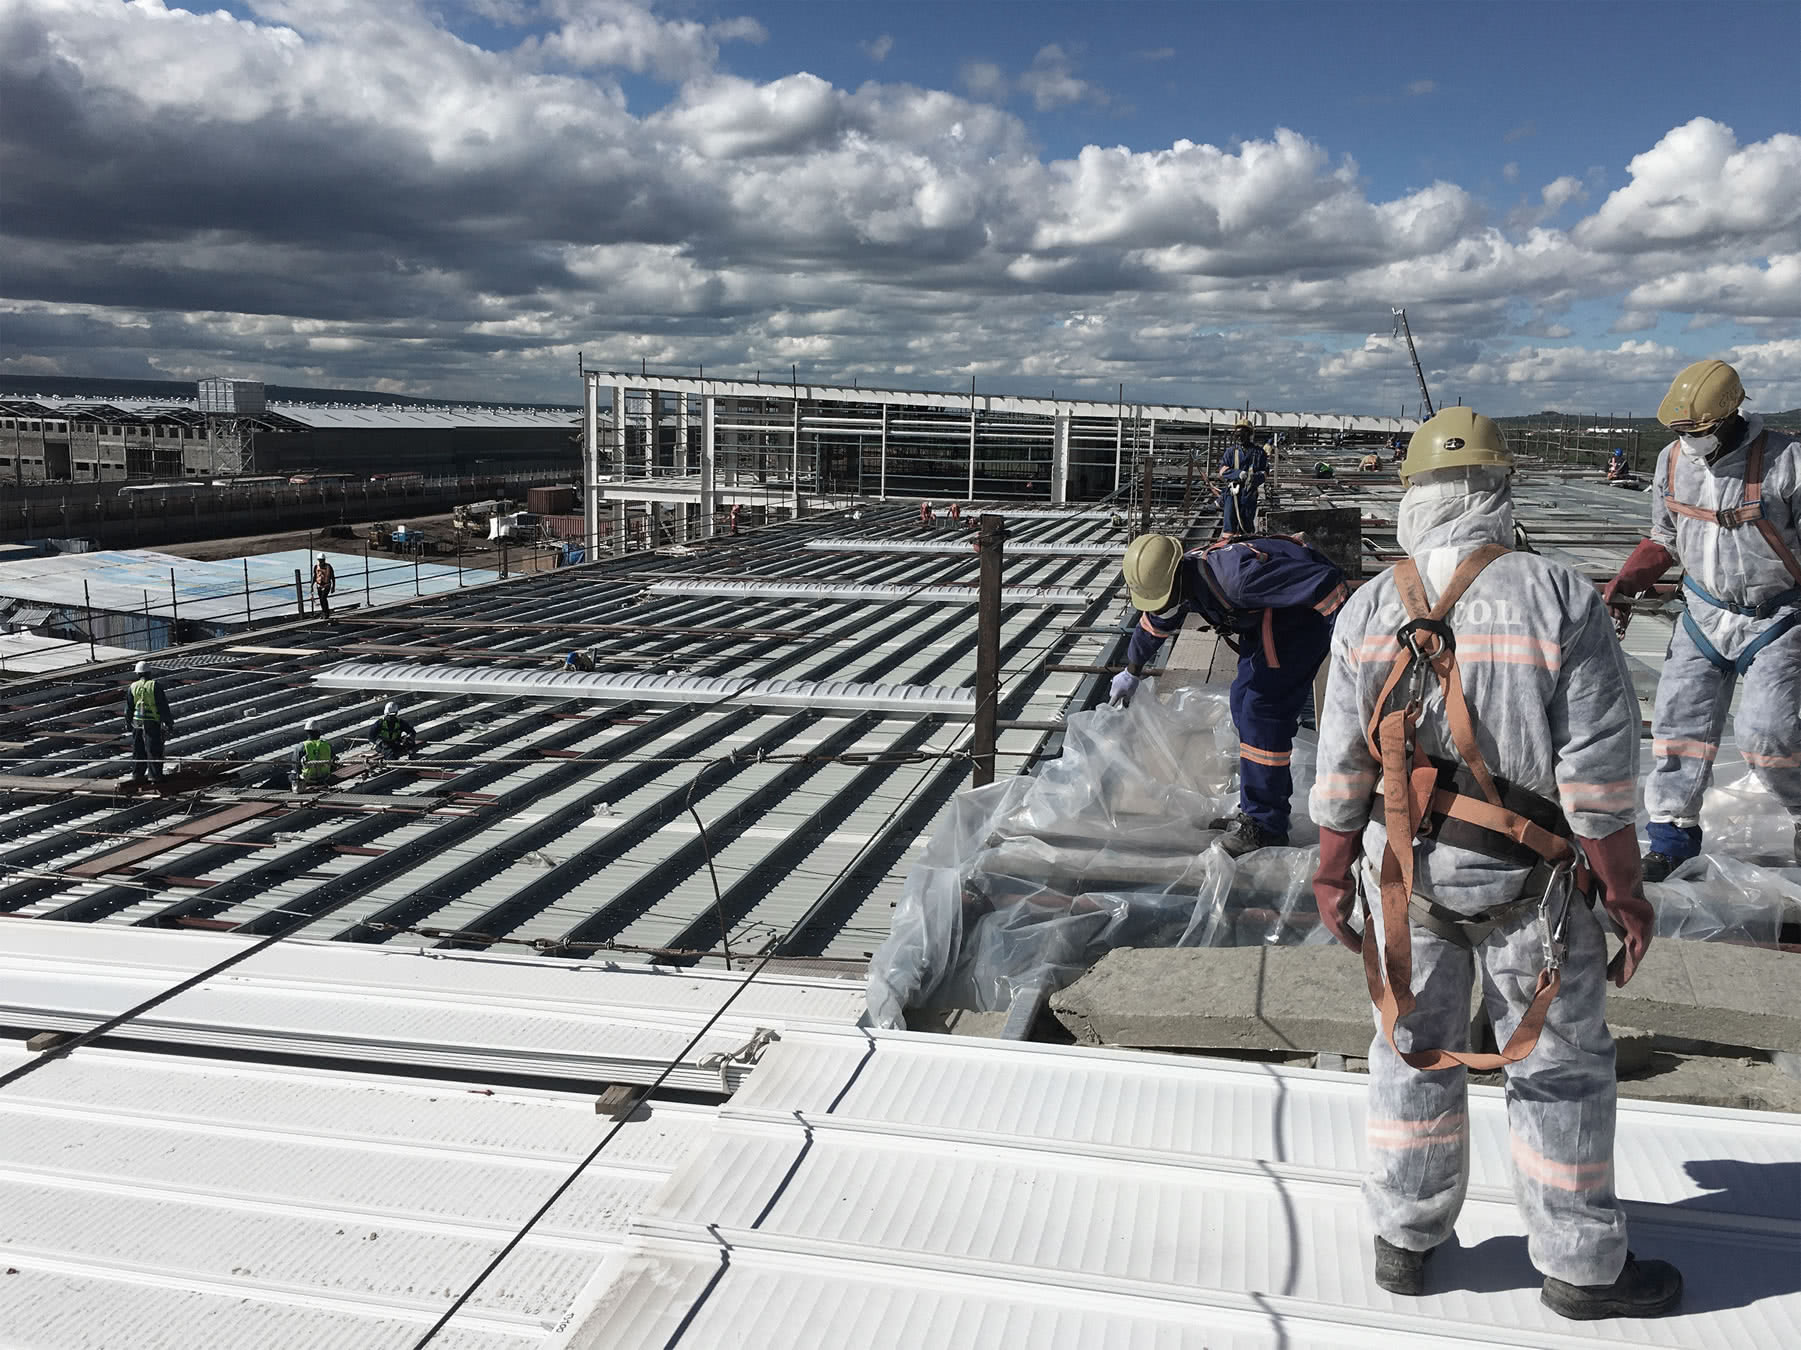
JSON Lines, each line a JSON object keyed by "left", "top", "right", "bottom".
{"left": 1373, "top": 1236, "right": 1433, "bottom": 1296}
{"left": 1542, "top": 1254, "right": 1683, "bottom": 1320}
{"left": 1207, "top": 813, "right": 1287, "bottom": 857}
{"left": 1641, "top": 852, "right": 1680, "bottom": 884}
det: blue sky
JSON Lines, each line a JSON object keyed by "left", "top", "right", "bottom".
{"left": 2, "top": 0, "right": 1797, "bottom": 413}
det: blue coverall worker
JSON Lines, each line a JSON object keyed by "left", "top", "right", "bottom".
{"left": 1217, "top": 420, "right": 1269, "bottom": 535}
{"left": 1110, "top": 531, "right": 1347, "bottom": 856}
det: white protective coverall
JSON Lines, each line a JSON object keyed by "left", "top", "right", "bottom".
{"left": 1644, "top": 415, "right": 1801, "bottom": 842}
{"left": 1310, "top": 467, "right": 1639, "bottom": 1286}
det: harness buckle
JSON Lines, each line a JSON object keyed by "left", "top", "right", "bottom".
{"left": 1715, "top": 504, "right": 1746, "bottom": 530}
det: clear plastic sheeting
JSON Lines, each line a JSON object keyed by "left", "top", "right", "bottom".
{"left": 1650, "top": 766, "right": 1801, "bottom": 945}
{"left": 867, "top": 683, "right": 1801, "bottom": 1031}
{"left": 866, "top": 683, "right": 1322, "bottom": 1029}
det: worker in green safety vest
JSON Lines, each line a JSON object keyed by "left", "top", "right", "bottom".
{"left": 122, "top": 659, "right": 175, "bottom": 789}
{"left": 288, "top": 718, "right": 335, "bottom": 791}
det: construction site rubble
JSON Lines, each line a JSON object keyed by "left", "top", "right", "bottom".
{"left": 867, "top": 683, "right": 1800, "bottom": 1031}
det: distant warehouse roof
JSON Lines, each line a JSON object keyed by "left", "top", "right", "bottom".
{"left": 25, "top": 396, "right": 581, "bottom": 432}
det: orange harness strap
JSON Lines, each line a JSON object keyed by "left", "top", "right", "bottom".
{"left": 1360, "top": 545, "right": 1573, "bottom": 1074}
{"left": 1664, "top": 432, "right": 1801, "bottom": 587}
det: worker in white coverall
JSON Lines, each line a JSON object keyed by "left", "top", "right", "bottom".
{"left": 1602, "top": 359, "right": 1801, "bottom": 879}
{"left": 1309, "top": 408, "right": 1680, "bottom": 1319}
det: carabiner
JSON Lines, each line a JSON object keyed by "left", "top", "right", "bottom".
{"left": 1535, "top": 861, "right": 1574, "bottom": 974}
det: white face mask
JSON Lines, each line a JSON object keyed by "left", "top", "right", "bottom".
{"left": 1678, "top": 431, "right": 1721, "bottom": 460}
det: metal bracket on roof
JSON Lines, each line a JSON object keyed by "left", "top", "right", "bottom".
{"left": 697, "top": 1025, "right": 781, "bottom": 1092}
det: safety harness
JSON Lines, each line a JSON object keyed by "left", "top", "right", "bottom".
{"left": 1362, "top": 544, "right": 1599, "bottom": 1073}
{"left": 1663, "top": 430, "right": 1801, "bottom": 675}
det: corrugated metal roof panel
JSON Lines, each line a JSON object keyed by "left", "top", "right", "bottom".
{"left": 568, "top": 1029, "right": 1801, "bottom": 1349}
{"left": 0, "top": 1043, "right": 712, "bottom": 1350}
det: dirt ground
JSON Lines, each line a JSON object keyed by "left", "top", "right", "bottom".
{"left": 154, "top": 512, "right": 508, "bottom": 564}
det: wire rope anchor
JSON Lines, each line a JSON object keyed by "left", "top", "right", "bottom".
{"left": 696, "top": 1025, "right": 781, "bottom": 1092}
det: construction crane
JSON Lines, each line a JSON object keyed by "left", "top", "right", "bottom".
{"left": 1391, "top": 307, "right": 1434, "bottom": 418}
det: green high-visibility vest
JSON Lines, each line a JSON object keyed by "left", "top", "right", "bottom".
{"left": 300, "top": 737, "right": 334, "bottom": 783}
{"left": 130, "top": 678, "right": 160, "bottom": 723}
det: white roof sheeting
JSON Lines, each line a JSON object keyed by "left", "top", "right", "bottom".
{"left": 0, "top": 923, "right": 869, "bottom": 1092}
{"left": 0, "top": 1044, "right": 714, "bottom": 1350}
{"left": 567, "top": 1029, "right": 1801, "bottom": 1349}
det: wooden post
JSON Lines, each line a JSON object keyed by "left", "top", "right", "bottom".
{"left": 971, "top": 513, "right": 1006, "bottom": 787}
{"left": 293, "top": 568, "right": 305, "bottom": 617}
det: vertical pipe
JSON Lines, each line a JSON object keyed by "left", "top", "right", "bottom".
{"left": 971, "top": 513, "right": 1005, "bottom": 787}
{"left": 879, "top": 402, "right": 889, "bottom": 500}
{"left": 582, "top": 372, "right": 600, "bottom": 557}
{"left": 169, "top": 571, "right": 179, "bottom": 644}
{"left": 293, "top": 569, "right": 305, "bottom": 617}
{"left": 365, "top": 541, "right": 373, "bottom": 604}
{"left": 1114, "top": 385, "right": 1124, "bottom": 493}
{"left": 243, "top": 559, "right": 252, "bottom": 623}
{"left": 414, "top": 553, "right": 421, "bottom": 596}
{"left": 790, "top": 394, "right": 801, "bottom": 515}
{"left": 967, "top": 375, "right": 977, "bottom": 502}
{"left": 700, "top": 394, "right": 717, "bottom": 536}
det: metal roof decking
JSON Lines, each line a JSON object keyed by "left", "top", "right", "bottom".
{"left": 0, "top": 504, "right": 1127, "bottom": 963}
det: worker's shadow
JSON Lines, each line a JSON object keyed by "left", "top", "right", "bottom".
{"left": 1433, "top": 1160, "right": 1801, "bottom": 1314}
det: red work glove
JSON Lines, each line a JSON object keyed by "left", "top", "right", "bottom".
{"left": 1601, "top": 538, "right": 1675, "bottom": 636}
{"left": 1313, "top": 825, "right": 1363, "bottom": 953}
{"left": 1582, "top": 826, "right": 1654, "bottom": 987}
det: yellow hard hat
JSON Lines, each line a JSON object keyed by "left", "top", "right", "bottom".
{"left": 1658, "top": 358, "right": 1744, "bottom": 432}
{"left": 1123, "top": 533, "right": 1184, "bottom": 612}
{"left": 1234, "top": 417, "right": 1255, "bottom": 430}
{"left": 1400, "top": 407, "right": 1513, "bottom": 485}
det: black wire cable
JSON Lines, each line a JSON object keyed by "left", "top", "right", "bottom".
{"left": 402, "top": 641, "right": 995, "bottom": 1349}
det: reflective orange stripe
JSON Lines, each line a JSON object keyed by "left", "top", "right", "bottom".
{"left": 1558, "top": 779, "right": 1636, "bottom": 813}
{"left": 1511, "top": 1136, "right": 1612, "bottom": 1192}
{"left": 1652, "top": 738, "right": 1718, "bottom": 762}
{"left": 1369, "top": 1112, "right": 1467, "bottom": 1151}
{"left": 1315, "top": 771, "right": 1375, "bottom": 799}
{"left": 1458, "top": 635, "right": 1563, "bottom": 671}
{"left": 1351, "top": 636, "right": 1402, "bottom": 663}
{"left": 1314, "top": 582, "right": 1350, "bottom": 616}
{"left": 1240, "top": 744, "right": 1292, "bottom": 767}
{"left": 1743, "top": 748, "right": 1801, "bottom": 768}
{"left": 1139, "top": 613, "right": 1177, "bottom": 637}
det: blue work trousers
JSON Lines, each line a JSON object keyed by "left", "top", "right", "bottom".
{"left": 1229, "top": 610, "right": 1332, "bottom": 835}
{"left": 1221, "top": 483, "right": 1260, "bottom": 535}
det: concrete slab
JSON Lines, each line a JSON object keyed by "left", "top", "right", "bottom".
{"left": 1050, "top": 939, "right": 1801, "bottom": 1056}
{"left": 1050, "top": 946, "right": 1375, "bottom": 1055}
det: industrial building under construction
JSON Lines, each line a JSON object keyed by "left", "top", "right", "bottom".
{"left": 0, "top": 376, "right": 1796, "bottom": 1349}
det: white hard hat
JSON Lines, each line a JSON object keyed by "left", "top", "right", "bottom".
{"left": 383, "top": 701, "right": 398, "bottom": 715}
{"left": 304, "top": 718, "right": 320, "bottom": 733}
{"left": 134, "top": 660, "right": 149, "bottom": 674}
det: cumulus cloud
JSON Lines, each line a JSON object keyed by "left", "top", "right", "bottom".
{"left": 1575, "top": 117, "right": 1801, "bottom": 252}
{"left": 863, "top": 33, "right": 893, "bottom": 63}
{"left": 1, "top": 1, "right": 1796, "bottom": 414}
{"left": 1502, "top": 162, "right": 1519, "bottom": 183}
